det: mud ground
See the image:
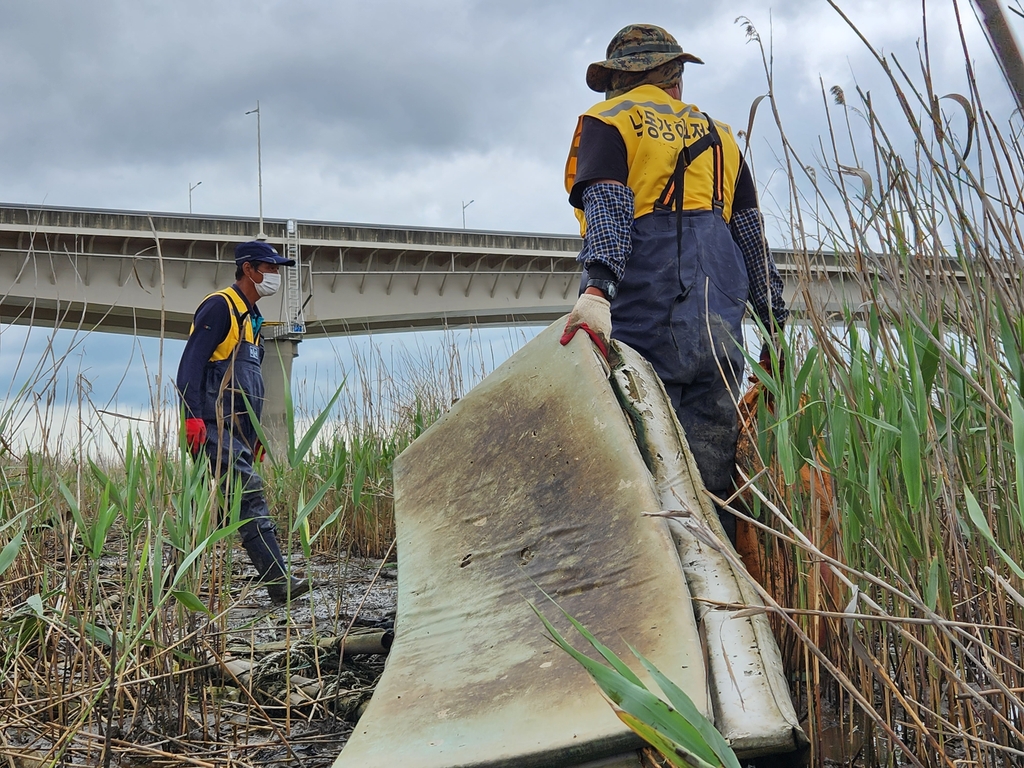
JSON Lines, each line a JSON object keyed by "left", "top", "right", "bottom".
{"left": 208, "top": 550, "right": 398, "bottom": 768}
{"left": 32, "top": 550, "right": 850, "bottom": 767}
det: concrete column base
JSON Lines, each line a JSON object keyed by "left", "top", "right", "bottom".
{"left": 261, "top": 337, "right": 300, "bottom": 461}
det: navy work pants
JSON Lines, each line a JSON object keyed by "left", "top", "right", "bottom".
{"left": 610, "top": 209, "right": 748, "bottom": 495}
{"left": 204, "top": 424, "right": 279, "bottom": 548}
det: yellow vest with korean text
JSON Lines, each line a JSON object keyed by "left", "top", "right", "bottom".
{"left": 565, "top": 85, "right": 742, "bottom": 235}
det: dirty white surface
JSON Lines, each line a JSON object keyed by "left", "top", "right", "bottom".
{"left": 336, "top": 322, "right": 708, "bottom": 768}
{"left": 613, "top": 344, "right": 806, "bottom": 758}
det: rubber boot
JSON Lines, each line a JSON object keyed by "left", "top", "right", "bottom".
{"left": 242, "top": 529, "right": 312, "bottom": 604}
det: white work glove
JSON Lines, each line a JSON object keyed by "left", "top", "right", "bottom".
{"left": 560, "top": 292, "right": 611, "bottom": 359}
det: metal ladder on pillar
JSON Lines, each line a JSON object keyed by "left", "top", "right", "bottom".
{"left": 283, "top": 219, "right": 305, "bottom": 336}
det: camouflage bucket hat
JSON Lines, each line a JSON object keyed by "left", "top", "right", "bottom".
{"left": 586, "top": 24, "right": 703, "bottom": 93}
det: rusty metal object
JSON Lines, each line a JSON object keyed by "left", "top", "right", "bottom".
{"left": 734, "top": 381, "right": 841, "bottom": 647}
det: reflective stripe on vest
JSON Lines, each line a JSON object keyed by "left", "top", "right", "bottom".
{"left": 188, "top": 288, "right": 258, "bottom": 362}
{"left": 565, "top": 85, "right": 742, "bottom": 234}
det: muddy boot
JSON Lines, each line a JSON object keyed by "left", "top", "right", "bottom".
{"left": 266, "top": 575, "right": 311, "bottom": 604}
{"left": 242, "top": 530, "right": 311, "bottom": 604}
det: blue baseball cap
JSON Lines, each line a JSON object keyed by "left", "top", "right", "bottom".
{"left": 234, "top": 240, "right": 296, "bottom": 267}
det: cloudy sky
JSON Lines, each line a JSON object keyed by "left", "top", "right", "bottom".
{"left": 0, "top": 0, "right": 1018, "bottom": 448}
{"left": 2, "top": 0, "right": 1008, "bottom": 233}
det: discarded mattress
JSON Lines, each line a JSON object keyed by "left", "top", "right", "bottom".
{"left": 334, "top": 320, "right": 803, "bottom": 767}
{"left": 612, "top": 345, "right": 805, "bottom": 757}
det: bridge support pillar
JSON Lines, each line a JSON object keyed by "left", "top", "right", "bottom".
{"left": 262, "top": 337, "right": 300, "bottom": 461}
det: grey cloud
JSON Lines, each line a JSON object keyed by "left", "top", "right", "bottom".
{"left": 0, "top": 0, "right": 1013, "bottom": 228}
{"left": 1, "top": 1, "right": 568, "bottom": 169}
{"left": 0, "top": 0, "right": 748, "bottom": 173}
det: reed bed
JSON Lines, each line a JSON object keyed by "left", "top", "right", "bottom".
{"left": 733, "top": 4, "right": 1024, "bottom": 766}
{"left": 4, "top": 3, "right": 1024, "bottom": 766}
{"left": 0, "top": 332, "right": 490, "bottom": 766}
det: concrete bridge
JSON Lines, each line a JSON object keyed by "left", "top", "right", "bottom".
{"left": 0, "top": 203, "right": 587, "bottom": 341}
{"left": 0, "top": 203, "right": 877, "bottom": 341}
{"left": 0, "top": 202, "right": 899, "bottom": 450}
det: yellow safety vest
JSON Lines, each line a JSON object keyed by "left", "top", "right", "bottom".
{"left": 189, "top": 288, "right": 259, "bottom": 362}
{"left": 565, "top": 85, "right": 742, "bottom": 235}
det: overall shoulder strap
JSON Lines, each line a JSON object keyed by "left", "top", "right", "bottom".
{"left": 702, "top": 113, "right": 725, "bottom": 214}
{"left": 220, "top": 287, "right": 256, "bottom": 343}
{"left": 653, "top": 113, "right": 723, "bottom": 214}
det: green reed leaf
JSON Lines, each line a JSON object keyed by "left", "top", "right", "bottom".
{"left": 171, "top": 590, "right": 212, "bottom": 617}
{"left": 0, "top": 525, "right": 25, "bottom": 578}
{"left": 532, "top": 597, "right": 736, "bottom": 768}
{"left": 965, "top": 487, "right": 1024, "bottom": 580}
{"left": 901, "top": 395, "right": 923, "bottom": 510}
{"left": 1012, "top": 397, "right": 1024, "bottom": 530}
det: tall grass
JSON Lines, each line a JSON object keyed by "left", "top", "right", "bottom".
{"left": 735, "top": 4, "right": 1024, "bottom": 765}
{"left": 6, "top": 4, "right": 1024, "bottom": 765}
{"left": 0, "top": 328, "right": 504, "bottom": 765}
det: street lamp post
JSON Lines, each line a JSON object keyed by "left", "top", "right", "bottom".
{"left": 188, "top": 181, "right": 202, "bottom": 214}
{"left": 462, "top": 199, "right": 475, "bottom": 229}
{"left": 245, "top": 101, "right": 267, "bottom": 240}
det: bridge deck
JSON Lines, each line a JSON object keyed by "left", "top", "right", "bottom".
{"left": 0, "top": 203, "right": 909, "bottom": 339}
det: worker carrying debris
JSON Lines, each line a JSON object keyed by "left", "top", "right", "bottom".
{"left": 176, "top": 240, "right": 310, "bottom": 604}
{"left": 561, "top": 23, "right": 789, "bottom": 541}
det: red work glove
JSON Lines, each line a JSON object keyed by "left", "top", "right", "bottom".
{"left": 253, "top": 438, "right": 266, "bottom": 462}
{"left": 185, "top": 418, "right": 207, "bottom": 455}
{"left": 560, "top": 292, "right": 611, "bottom": 360}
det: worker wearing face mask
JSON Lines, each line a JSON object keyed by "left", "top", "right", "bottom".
{"left": 176, "top": 240, "right": 310, "bottom": 603}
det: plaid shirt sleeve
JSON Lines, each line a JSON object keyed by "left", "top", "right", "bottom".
{"left": 730, "top": 207, "right": 789, "bottom": 332}
{"left": 577, "top": 183, "right": 634, "bottom": 282}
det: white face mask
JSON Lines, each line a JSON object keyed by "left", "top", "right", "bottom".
{"left": 255, "top": 271, "right": 282, "bottom": 297}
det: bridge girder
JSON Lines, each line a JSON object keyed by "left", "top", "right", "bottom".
{"left": 0, "top": 203, "right": 918, "bottom": 340}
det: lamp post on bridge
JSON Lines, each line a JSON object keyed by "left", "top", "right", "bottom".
{"left": 462, "top": 199, "right": 474, "bottom": 229}
{"left": 245, "top": 101, "right": 267, "bottom": 240}
{"left": 188, "top": 181, "right": 202, "bottom": 214}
